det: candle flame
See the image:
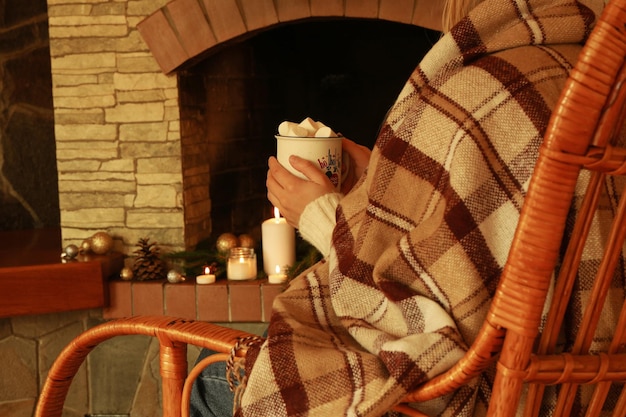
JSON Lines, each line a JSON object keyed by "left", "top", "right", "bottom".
{"left": 275, "top": 265, "right": 281, "bottom": 274}
{"left": 204, "top": 266, "right": 211, "bottom": 274}
{"left": 274, "top": 206, "right": 280, "bottom": 220}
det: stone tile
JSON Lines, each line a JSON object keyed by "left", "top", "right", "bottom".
{"left": 132, "top": 280, "right": 165, "bottom": 316}
{"left": 64, "top": 360, "right": 89, "bottom": 415}
{"left": 130, "top": 338, "right": 161, "bottom": 416}
{"left": 105, "top": 102, "right": 164, "bottom": 123}
{"left": 11, "top": 310, "right": 85, "bottom": 339}
{"left": 197, "top": 281, "right": 229, "bottom": 322}
{"left": 89, "top": 334, "right": 152, "bottom": 414}
{"left": 229, "top": 281, "right": 262, "bottom": 322}
{"left": 0, "top": 336, "right": 37, "bottom": 401}
{"left": 125, "top": 209, "right": 184, "bottom": 228}
{"left": 40, "top": 317, "right": 91, "bottom": 414}
{"left": 135, "top": 184, "right": 178, "bottom": 207}
{"left": 38, "top": 320, "right": 84, "bottom": 376}
{"left": 51, "top": 52, "right": 116, "bottom": 70}
{"left": 187, "top": 344, "right": 202, "bottom": 371}
{"left": 164, "top": 282, "right": 196, "bottom": 319}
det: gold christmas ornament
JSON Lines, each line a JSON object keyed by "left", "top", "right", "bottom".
{"left": 80, "top": 238, "right": 92, "bottom": 253}
{"left": 91, "top": 231, "right": 114, "bottom": 255}
{"left": 120, "top": 267, "right": 133, "bottom": 281}
{"left": 238, "top": 234, "right": 256, "bottom": 249}
{"left": 216, "top": 232, "right": 239, "bottom": 254}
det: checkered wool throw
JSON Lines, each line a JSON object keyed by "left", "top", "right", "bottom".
{"left": 235, "top": 0, "right": 618, "bottom": 415}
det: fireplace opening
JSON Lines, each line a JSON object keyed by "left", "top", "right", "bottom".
{"left": 178, "top": 19, "right": 440, "bottom": 249}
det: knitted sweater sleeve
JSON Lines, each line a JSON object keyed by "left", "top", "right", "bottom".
{"left": 297, "top": 192, "right": 342, "bottom": 257}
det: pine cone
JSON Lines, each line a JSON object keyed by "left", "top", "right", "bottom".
{"left": 132, "top": 238, "right": 166, "bottom": 281}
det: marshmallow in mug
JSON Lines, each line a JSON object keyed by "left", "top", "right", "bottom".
{"left": 277, "top": 117, "right": 338, "bottom": 138}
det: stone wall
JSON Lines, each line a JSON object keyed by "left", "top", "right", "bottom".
{"left": 48, "top": 0, "right": 185, "bottom": 254}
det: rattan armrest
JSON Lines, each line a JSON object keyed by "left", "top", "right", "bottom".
{"left": 35, "top": 315, "right": 260, "bottom": 417}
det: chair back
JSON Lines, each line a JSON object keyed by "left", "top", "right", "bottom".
{"left": 490, "top": 0, "right": 626, "bottom": 410}
{"left": 398, "top": 0, "right": 626, "bottom": 415}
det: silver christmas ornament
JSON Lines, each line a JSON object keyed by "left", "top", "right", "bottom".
{"left": 167, "top": 269, "right": 185, "bottom": 283}
{"left": 63, "top": 244, "right": 79, "bottom": 259}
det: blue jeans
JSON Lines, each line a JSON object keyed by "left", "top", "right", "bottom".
{"left": 189, "top": 349, "right": 235, "bottom": 417}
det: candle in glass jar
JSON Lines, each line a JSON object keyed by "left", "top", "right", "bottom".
{"left": 268, "top": 265, "right": 288, "bottom": 284}
{"left": 262, "top": 207, "right": 296, "bottom": 275}
{"left": 227, "top": 247, "right": 257, "bottom": 280}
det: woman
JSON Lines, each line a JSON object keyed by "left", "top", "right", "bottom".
{"left": 193, "top": 0, "right": 608, "bottom": 415}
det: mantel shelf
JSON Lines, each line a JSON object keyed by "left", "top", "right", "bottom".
{"left": 0, "top": 228, "right": 124, "bottom": 318}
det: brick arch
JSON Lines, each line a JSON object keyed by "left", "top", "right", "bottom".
{"left": 137, "top": 0, "right": 442, "bottom": 74}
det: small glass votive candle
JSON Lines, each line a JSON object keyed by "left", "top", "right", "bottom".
{"left": 227, "top": 247, "right": 257, "bottom": 280}
{"left": 196, "top": 265, "right": 216, "bottom": 284}
{"left": 268, "top": 264, "right": 288, "bottom": 284}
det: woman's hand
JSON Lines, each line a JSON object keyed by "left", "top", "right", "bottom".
{"left": 340, "top": 137, "right": 371, "bottom": 194}
{"left": 267, "top": 155, "right": 337, "bottom": 228}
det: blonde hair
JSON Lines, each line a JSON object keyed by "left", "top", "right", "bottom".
{"left": 442, "top": 0, "right": 484, "bottom": 32}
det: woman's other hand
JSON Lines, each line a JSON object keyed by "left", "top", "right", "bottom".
{"left": 340, "top": 137, "right": 371, "bottom": 194}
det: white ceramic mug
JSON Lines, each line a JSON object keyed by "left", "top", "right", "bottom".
{"left": 275, "top": 135, "right": 342, "bottom": 190}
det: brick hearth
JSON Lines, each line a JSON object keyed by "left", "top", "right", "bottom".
{"left": 104, "top": 278, "right": 284, "bottom": 322}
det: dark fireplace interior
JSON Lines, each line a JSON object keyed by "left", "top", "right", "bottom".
{"left": 178, "top": 19, "right": 440, "bottom": 246}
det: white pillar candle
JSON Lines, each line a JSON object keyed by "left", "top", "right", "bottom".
{"left": 262, "top": 207, "right": 296, "bottom": 275}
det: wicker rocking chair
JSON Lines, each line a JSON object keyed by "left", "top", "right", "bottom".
{"left": 35, "top": 0, "right": 626, "bottom": 415}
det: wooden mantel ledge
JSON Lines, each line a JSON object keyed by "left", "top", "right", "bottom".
{"left": 0, "top": 228, "right": 124, "bottom": 318}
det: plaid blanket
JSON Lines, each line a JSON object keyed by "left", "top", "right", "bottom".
{"left": 236, "top": 0, "right": 607, "bottom": 415}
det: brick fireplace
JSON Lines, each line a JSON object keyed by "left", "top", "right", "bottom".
{"left": 0, "top": 3, "right": 444, "bottom": 415}
{"left": 0, "top": 3, "right": 447, "bottom": 416}
{"left": 49, "top": 0, "right": 442, "bottom": 256}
